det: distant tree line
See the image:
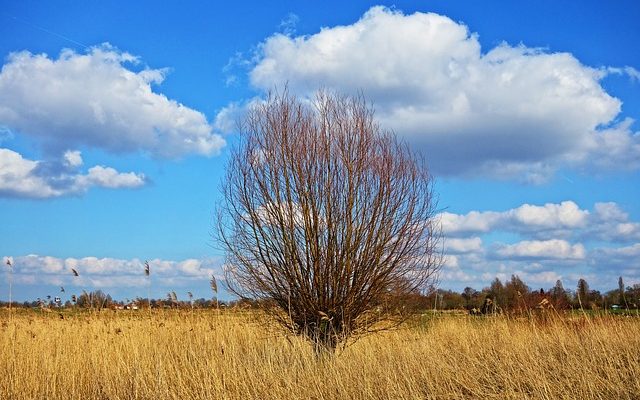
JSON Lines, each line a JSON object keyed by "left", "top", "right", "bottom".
{"left": 2, "top": 277, "right": 639, "bottom": 313}
{"left": 0, "top": 290, "right": 231, "bottom": 310}
{"left": 425, "top": 276, "right": 640, "bottom": 313}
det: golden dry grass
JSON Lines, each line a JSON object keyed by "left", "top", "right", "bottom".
{"left": 1, "top": 309, "right": 639, "bottom": 399}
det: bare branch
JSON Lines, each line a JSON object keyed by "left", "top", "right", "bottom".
{"left": 216, "top": 89, "right": 442, "bottom": 353}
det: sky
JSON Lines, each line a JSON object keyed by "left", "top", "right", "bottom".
{"left": 1, "top": 1, "right": 639, "bottom": 302}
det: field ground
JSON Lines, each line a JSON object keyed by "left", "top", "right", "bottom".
{"left": 1, "top": 308, "right": 639, "bottom": 399}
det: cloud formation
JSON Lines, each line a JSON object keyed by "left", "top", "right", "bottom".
{"left": 588, "top": 202, "right": 640, "bottom": 242}
{"left": 494, "top": 239, "right": 586, "bottom": 260}
{"left": 3, "top": 254, "right": 222, "bottom": 290}
{"left": 444, "top": 237, "right": 483, "bottom": 254}
{"left": 441, "top": 201, "right": 589, "bottom": 237}
{"left": 0, "top": 148, "right": 145, "bottom": 198}
{"left": 0, "top": 44, "right": 225, "bottom": 158}
{"left": 245, "top": 6, "right": 640, "bottom": 181}
{"left": 437, "top": 200, "right": 640, "bottom": 289}
{"left": 3, "top": 201, "right": 638, "bottom": 293}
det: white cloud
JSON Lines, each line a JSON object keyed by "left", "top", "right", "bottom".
{"left": 441, "top": 201, "right": 589, "bottom": 237}
{"left": 579, "top": 119, "right": 640, "bottom": 171}
{"left": 442, "top": 254, "right": 459, "bottom": 269}
{"left": 440, "top": 210, "right": 501, "bottom": 235}
{"left": 437, "top": 201, "right": 640, "bottom": 289}
{"left": 77, "top": 166, "right": 145, "bottom": 189}
{"left": 0, "top": 44, "right": 225, "bottom": 158}
{"left": 213, "top": 96, "right": 266, "bottom": 135}
{"left": 590, "top": 243, "right": 640, "bottom": 282}
{"left": 593, "top": 202, "right": 628, "bottom": 222}
{"left": 506, "top": 201, "right": 589, "bottom": 230}
{"left": 494, "top": 239, "right": 586, "bottom": 260}
{"left": 588, "top": 202, "right": 640, "bottom": 242}
{"left": 0, "top": 148, "right": 145, "bottom": 198}
{"left": 63, "top": 150, "right": 83, "bottom": 168}
{"left": 593, "top": 243, "right": 640, "bottom": 262}
{"left": 244, "top": 6, "right": 639, "bottom": 180}
{"left": 0, "top": 148, "right": 57, "bottom": 198}
{"left": 213, "top": 102, "right": 243, "bottom": 134}
{"left": 444, "top": 237, "right": 483, "bottom": 254}
{"left": 440, "top": 269, "right": 475, "bottom": 284}
{"left": 4, "top": 254, "right": 223, "bottom": 289}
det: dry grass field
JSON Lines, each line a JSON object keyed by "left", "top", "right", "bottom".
{"left": 1, "top": 309, "right": 639, "bottom": 399}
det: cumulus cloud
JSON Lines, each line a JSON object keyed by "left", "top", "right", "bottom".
{"left": 442, "top": 254, "right": 460, "bottom": 269}
{"left": 437, "top": 200, "right": 640, "bottom": 289}
{"left": 579, "top": 119, "right": 640, "bottom": 172}
{"left": 213, "top": 97, "right": 264, "bottom": 134}
{"left": 4, "top": 254, "right": 223, "bottom": 289}
{"left": 0, "top": 148, "right": 145, "bottom": 198}
{"left": 588, "top": 243, "right": 640, "bottom": 283}
{"left": 592, "top": 243, "right": 640, "bottom": 265}
{"left": 588, "top": 202, "right": 640, "bottom": 242}
{"left": 444, "top": 237, "right": 483, "bottom": 254}
{"left": 440, "top": 268, "right": 475, "bottom": 284}
{"left": 63, "top": 150, "right": 83, "bottom": 168}
{"left": 441, "top": 201, "right": 589, "bottom": 237}
{"left": 593, "top": 202, "right": 628, "bottom": 222}
{"left": 0, "top": 44, "right": 225, "bottom": 158}
{"left": 494, "top": 239, "right": 586, "bottom": 260}
{"left": 508, "top": 201, "right": 588, "bottom": 230}
{"left": 241, "top": 6, "right": 639, "bottom": 180}
{"left": 440, "top": 210, "right": 501, "bottom": 235}
{"left": 77, "top": 166, "right": 145, "bottom": 189}
{"left": 441, "top": 200, "right": 639, "bottom": 243}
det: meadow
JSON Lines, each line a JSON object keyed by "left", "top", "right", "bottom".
{"left": 1, "top": 309, "right": 639, "bottom": 399}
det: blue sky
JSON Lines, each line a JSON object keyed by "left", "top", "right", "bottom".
{"left": 1, "top": 1, "right": 639, "bottom": 301}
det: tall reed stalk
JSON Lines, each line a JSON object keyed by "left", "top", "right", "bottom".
{"left": 5, "top": 258, "right": 12, "bottom": 315}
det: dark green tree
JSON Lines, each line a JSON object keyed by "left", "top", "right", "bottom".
{"left": 618, "top": 276, "right": 628, "bottom": 309}
{"left": 576, "top": 278, "right": 589, "bottom": 309}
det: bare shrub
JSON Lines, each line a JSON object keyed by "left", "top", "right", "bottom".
{"left": 216, "top": 90, "right": 441, "bottom": 353}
